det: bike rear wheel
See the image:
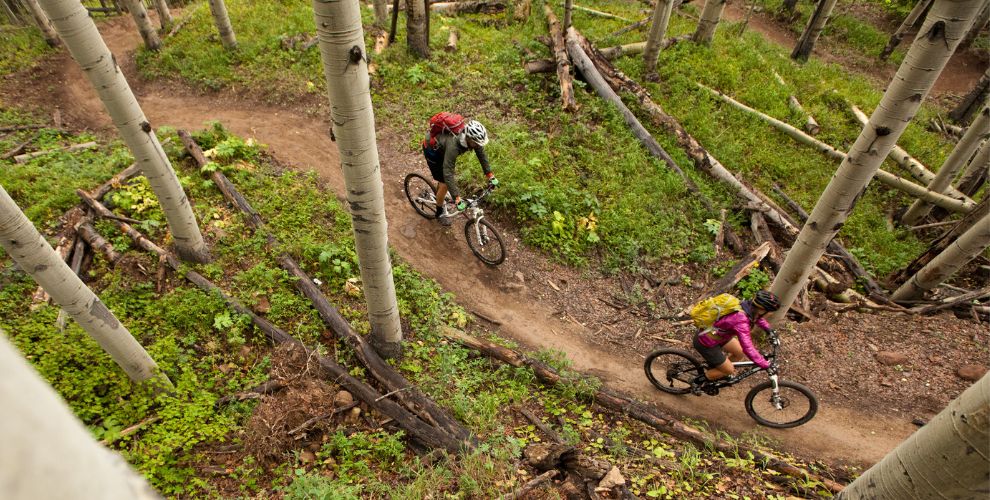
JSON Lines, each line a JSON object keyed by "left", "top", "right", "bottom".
{"left": 744, "top": 380, "right": 818, "bottom": 428}
{"left": 464, "top": 219, "right": 505, "bottom": 265}
{"left": 644, "top": 349, "right": 704, "bottom": 395}
{"left": 404, "top": 173, "right": 438, "bottom": 219}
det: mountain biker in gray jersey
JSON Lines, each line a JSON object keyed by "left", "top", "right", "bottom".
{"left": 423, "top": 120, "right": 498, "bottom": 226}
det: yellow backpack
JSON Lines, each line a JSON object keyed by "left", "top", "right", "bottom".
{"left": 689, "top": 294, "right": 742, "bottom": 329}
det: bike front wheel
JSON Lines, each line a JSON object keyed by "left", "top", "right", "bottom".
{"left": 644, "top": 349, "right": 704, "bottom": 395}
{"left": 404, "top": 173, "right": 438, "bottom": 219}
{"left": 464, "top": 219, "right": 505, "bottom": 265}
{"left": 744, "top": 380, "right": 818, "bottom": 428}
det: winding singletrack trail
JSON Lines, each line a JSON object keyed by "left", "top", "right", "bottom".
{"left": 25, "top": 14, "right": 938, "bottom": 468}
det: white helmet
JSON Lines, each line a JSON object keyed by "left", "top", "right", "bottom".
{"left": 462, "top": 120, "right": 489, "bottom": 147}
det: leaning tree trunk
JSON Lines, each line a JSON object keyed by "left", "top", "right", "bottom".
{"left": 836, "top": 374, "right": 989, "bottom": 499}
{"left": 406, "top": 0, "right": 429, "bottom": 57}
{"left": 880, "top": 0, "right": 933, "bottom": 60}
{"left": 791, "top": 0, "right": 838, "bottom": 61}
{"left": 890, "top": 196, "right": 989, "bottom": 285}
{"left": 958, "top": 0, "right": 989, "bottom": 49}
{"left": 207, "top": 0, "right": 237, "bottom": 50}
{"left": 642, "top": 0, "right": 674, "bottom": 78}
{"left": 313, "top": 0, "right": 404, "bottom": 358}
{"left": 692, "top": 0, "right": 726, "bottom": 43}
{"left": 563, "top": 0, "right": 572, "bottom": 29}
{"left": 769, "top": 0, "right": 984, "bottom": 323}
{"left": 373, "top": 0, "right": 388, "bottom": 27}
{"left": 949, "top": 67, "right": 989, "bottom": 124}
{"left": 23, "top": 0, "right": 59, "bottom": 46}
{"left": 891, "top": 210, "right": 990, "bottom": 301}
{"left": 780, "top": 0, "right": 800, "bottom": 17}
{"left": 0, "top": 335, "right": 161, "bottom": 499}
{"left": 902, "top": 106, "right": 989, "bottom": 225}
{"left": 152, "top": 0, "right": 172, "bottom": 30}
{"left": 38, "top": 0, "right": 211, "bottom": 263}
{"left": 0, "top": 185, "right": 169, "bottom": 386}
{"left": 955, "top": 138, "right": 988, "bottom": 197}
{"left": 544, "top": 3, "right": 578, "bottom": 111}
{"left": 118, "top": 0, "right": 161, "bottom": 50}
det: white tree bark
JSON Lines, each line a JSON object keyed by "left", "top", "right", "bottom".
{"left": 791, "top": 0, "right": 838, "bottom": 61}
{"left": 0, "top": 334, "right": 161, "bottom": 499}
{"left": 23, "top": 0, "right": 60, "bottom": 47}
{"left": 693, "top": 0, "right": 726, "bottom": 43}
{"left": 902, "top": 106, "right": 989, "bottom": 224}
{"left": 38, "top": 0, "right": 211, "bottom": 263}
{"left": 891, "top": 210, "right": 990, "bottom": 300}
{"left": 880, "top": 0, "right": 933, "bottom": 60}
{"left": 152, "top": 0, "right": 173, "bottom": 30}
{"left": 769, "top": 0, "right": 984, "bottom": 323}
{"left": 0, "top": 185, "right": 169, "bottom": 385}
{"left": 642, "top": 0, "right": 674, "bottom": 77}
{"left": 208, "top": 0, "right": 237, "bottom": 50}
{"left": 373, "top": 0, "right": 388, "bottom": 27}
{"left": 118, "top": 0, "right": 161, "bottom": 51}
{"left": 954, "top": 138, "right": 988, "bottom": 196}
{"left": 313, "top": 0, "right": 403, "bottom": 358}
{"left": 836, "top": 374, "right": 989, "bottom": 498}
{"left": 406, "top": 0, "right": 429, "bottom": 57}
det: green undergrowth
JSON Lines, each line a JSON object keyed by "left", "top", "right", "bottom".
{"left": 132, "top": 0, "right": 959, "bottom": 276}
{"left": 0, "top": 114, "right": 843, "bottom": 496}
{"left": 0, "top": 23, "right": 55, "bottom": 74}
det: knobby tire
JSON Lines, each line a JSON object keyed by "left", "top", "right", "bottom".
{"left": 404, "top": 173, "right": 438, "bottom": 219}
{"left": 744, "top": 380, "right": 818, "bottom": 428}
{"left": 644, "top": 348, "right": 704, "bottom": 395}
{"left": 464, "top": 218, "right": 505, "bottom": 265}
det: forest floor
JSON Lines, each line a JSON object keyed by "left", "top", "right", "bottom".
{"left": 3, "top": 4, "right": 987, "bottom": 473}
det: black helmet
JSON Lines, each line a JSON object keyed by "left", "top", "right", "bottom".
{"left": 753, "top": 290, "right": 781, "bottom": 312}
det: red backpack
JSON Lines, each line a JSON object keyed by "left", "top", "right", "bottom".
{"left": 423, "top": 112, "right": 466, "bottom": 149}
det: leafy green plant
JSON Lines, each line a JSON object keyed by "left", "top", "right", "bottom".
{"left": 735, "top": 268, "right": 771, "bottom": 299}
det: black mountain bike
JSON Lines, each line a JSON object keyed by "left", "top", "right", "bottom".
{"left": 644, "top": 330, "right": 818, "bottom": 428}
{"left": 403, "top": 172, "right": 506, "bottom": 265}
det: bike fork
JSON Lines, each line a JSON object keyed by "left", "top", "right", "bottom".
{"left": 768, "top": 374, "right": 784, "bottom": 410}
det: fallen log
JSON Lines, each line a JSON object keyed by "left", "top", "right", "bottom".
{"left": 517, "top": 407, "right": 564, "bottom": 443}
{"left": 608, "top": 17, "right": 650, "bottom": 38}
{"left": 445, "top": 27, "right": 458, "bottom": 51}
{"left": 78, "top": 190, "right": 467, "bottom": 455}
{"left": 0, "top": 124, "right": 43, "bottom": 133}
{"left": 178, "top": 131, "right": 473, "bottom": 445}
{"left": 389, "top": 0, "right": 506, "bottom": 14}
{"left": 771, "top": 70, "right": 819, "bottom": 135}
{"left": 910, "top": 286, "right": 990, "bottom": 315}
{"left": 524, "top": 58, "right": 556, "bottom": 73}
{"left": 565, "top": 27, "right": 747, "bottom": 253}
{"left": 598, "top": 34, "right": 689, "bottom": 60}
{"left": 700, "top": 241, "right": 771, "bottom": 298}
{"left": 568, "top": 3, "right": 632, "bottom": 21}
{"left": 571, "top": 29, "right": 800, "bottom": 238}
{"left": 502, "top": 469, "right": 557, "bottom": 500}
{"left": 92, "top": 163, "right": 142, "bottom": 200}
{"left": 699, "top": 85, "right": 976, "bottom": 214}
{"left": 14, "top": 141, "right": 98, "bottom": 163}
{"left": 1, "top": 133, "right": 39, "bottom": 160}
{"left": 440, "top": 326, "right": 845, "bottom": 494}
{"left": 544, "top": 3, "right": 578, "bottom": 112}
{"left": 98, "top": 416, "right": 160, "bottom": 445}
{"left": 214, "top": 379, "right": 287, "bottom": 407}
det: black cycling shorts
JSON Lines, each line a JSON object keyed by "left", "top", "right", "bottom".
{"left": 693, "top": 333, "right": 727, "bottom": 368}
{"left": 423, "top": 146, "right": 445, "bottom": 183}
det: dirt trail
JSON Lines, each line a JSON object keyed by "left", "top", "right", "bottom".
{"left": 32, "top": 15, "right": 920, "bottom": 467}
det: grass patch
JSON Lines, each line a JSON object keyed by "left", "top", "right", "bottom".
{"left": 0, "top": 24, "right": 54, "bottom": 74}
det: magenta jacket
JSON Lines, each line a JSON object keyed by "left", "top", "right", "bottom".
{"left": 697, "top": 303, "right": 771, "bottom": 369}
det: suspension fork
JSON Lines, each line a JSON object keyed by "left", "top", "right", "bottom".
{"left": 768, "top": 373, "right": 784, "bottom": 409}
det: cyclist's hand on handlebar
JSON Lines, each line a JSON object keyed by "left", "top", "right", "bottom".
{"left": 456, "top": 198, "right": 468, "bottom": 211}
{"left": 487, "top": 174, "right": 499, "bottom": 189}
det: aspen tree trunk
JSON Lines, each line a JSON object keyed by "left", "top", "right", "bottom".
{"left": 958, "top": 0, "right": 989, "bottom": 49}
{"left": 769, "top": 0, "right": 984, "bottom": 323}
{"left": 836, "top": 374, "right": 989, "bottom": 499}
{"left": 880, "top": 0, "right": 933, "bottom": 60}
{"left": 23, "top": 0, "right": 59, "bottom": 46}
{"left": 0, "top": 185, "right": 169, "bottom": 386}
{"left": 891, "top": 211, "right": 990, "bottom": 301}
{"left": 563, "top": 0, "right": 572, "bottom": 29}
{"left": 902, "top": 106, "right": 989, "bottom": 225}
{"left": 2, "top": 0, "right": 23, "bottom": 25}
{"left": 406, "top": 0, "right": 429, "bottom": 57}
{"left": 208, "top": 0, "right": 237, "bottom": 50}
{"left": 955, "top": 138, "right": 988, "bottom": 197}
{"left": 152, "top": 0, "right": 172, "bottom": 30}
{"left": 373, "top": 0, "right": 388, "bottom": 27}
{"left": 780, "top": 0, "right": 799, "bottom": 16}
{"left": 643, "top": 0, "right": 674, "bottom": 78}
{"left": 791, "top": 0, "right": 838, "bottom": 61}
{"left": 118, "top": 0, "right": 161, "bottom": 51}
{"left": 38, "top": 0, "right": 211, "bottom": 263}
{"left": 0, "top": 335, "right": 161, "bottom": 499}
{"left": 313, "top": 0, "right": 403, "bottom": 359}
{"left": 693, "top": 0, "right": 726, "bottom": 43}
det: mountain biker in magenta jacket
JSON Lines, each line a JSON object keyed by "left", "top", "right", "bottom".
{"left": 693, "top": 290, "right": 781, "bottom": 386}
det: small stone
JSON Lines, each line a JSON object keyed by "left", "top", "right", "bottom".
{"left": 514, "top": 271, "right": 525, "bottom": 283}
{"left": 957, "top": 364, "right": 987, "bottom": 382}
{"left": 598, "top": 466, "right": 625, "bottom": 490}
{"left": 867, "top": 343, "right": 878, "bottom": 352}
{"left": 334, "top": 390, "right": 354, "bottom": 407}
{"left": 344, "top": 406, "right": 361, "bottom": 424}
{"left": 875, "top": 351, "right": 908, "bottom": 366}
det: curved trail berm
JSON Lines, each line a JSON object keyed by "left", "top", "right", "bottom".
{"left": 40, "top": 14, "right": 920, "bottom": 467}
